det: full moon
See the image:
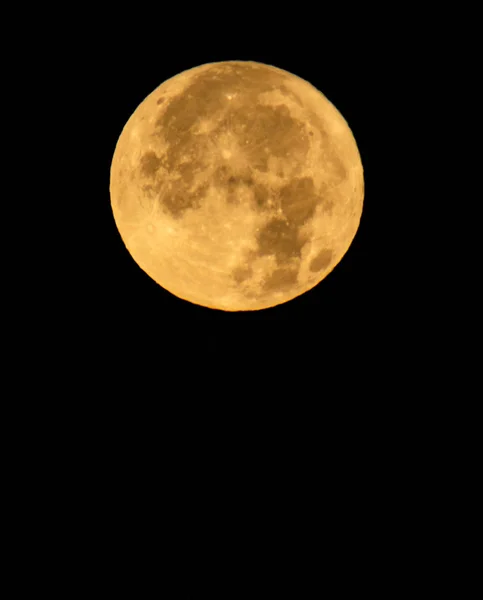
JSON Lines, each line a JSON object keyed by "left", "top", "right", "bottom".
{"left": 110, "top": 61, "right": 364, "bottom": 311}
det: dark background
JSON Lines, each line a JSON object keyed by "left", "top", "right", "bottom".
{"left": 14, "top": 12, "right": 464, "bottom": 573}
{"left": 9, "top": 13, "right": 468, "bottom": 582}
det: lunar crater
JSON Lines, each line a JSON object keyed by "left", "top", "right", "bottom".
{"left": 140, "top": 151, "right": 162, "bottom": 178}
{"left": 309, "top": 249, "right": 333, "bottom": 273}
{"left": 262, "top": 266, "right": 299, "bottom": 292}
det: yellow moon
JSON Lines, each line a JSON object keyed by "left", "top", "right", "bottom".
{"left": 110, "top": 61, "right": 364, "bottom": 311}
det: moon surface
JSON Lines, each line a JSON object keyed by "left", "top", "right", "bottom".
{"left": 110, "top": 61, "right": 364, "bottom": 311}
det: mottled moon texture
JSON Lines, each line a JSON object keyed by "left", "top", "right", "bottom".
{"left": 110, "top": 61, "right": 364, "bottom": 311}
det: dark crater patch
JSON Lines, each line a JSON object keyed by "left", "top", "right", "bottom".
{"left": 225, "top": 174, "right": 252, "bottom": 192}
{"left": 140, "top": 151, "right": 162, "bottom": 178}
{"left": 256, "top": 218, "right": 306, "bottom": 264}
{"left": 214, "top": 166, "right": 269, "bottom": 208}
{"left": 160, "top": 183, "right": 209, "bottom": 219}
{"left": 226, "top": 103, "right": 308, "bottom": 170}
{"left": 213, "top": 168, "right": 241, "bottom": 203}
{"left": 262, "top": 267, "right": 299, "bottom": 292}
{"left": 213, "top": 165, "right": 230, "bottom": 186}
{"left": 253, "top": 183, "right": 270, "bottom": 210}
{"left": 280, "top": 85, "right": 304, "bottom": 107}
{"left": 156, "top": 97, "right": 165, "bottom": 105}
{"left": 152, "top": 64, "right": 302, "bottom": 219}
{"left": 309, "top": 249, "right": 333, "bottom": 273}
{"left": 160, "top": 133, "right": 211, "bottom": 173}
{"left": 177, "top": 162, "right": 196, "bottom": 186}
{"left": 155, "top": 64, "right": 283, "bottom": 143}
{"left": 279, "top": 177, "right": 320, "bottom": 226}
{"left": 232, "top": 266, "right": 253, "bottom": 284}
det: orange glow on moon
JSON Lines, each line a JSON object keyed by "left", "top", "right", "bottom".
{"left": 110, "top": 61, "right": 364, "bottom": 311}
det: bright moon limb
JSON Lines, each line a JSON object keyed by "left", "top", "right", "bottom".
{"left": 110, "top": 61, "right": 364, "bottom": 311}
